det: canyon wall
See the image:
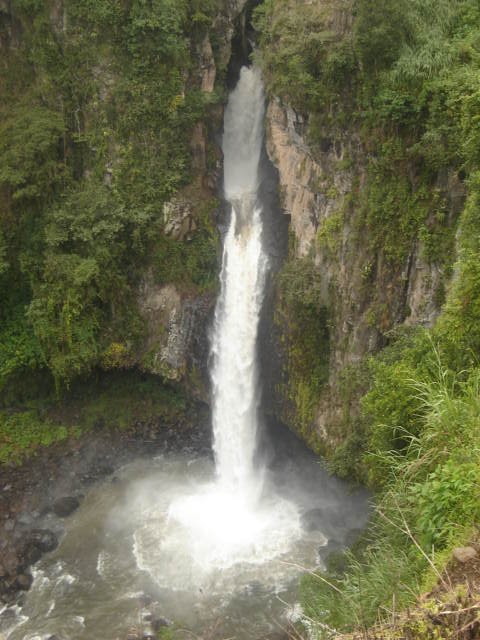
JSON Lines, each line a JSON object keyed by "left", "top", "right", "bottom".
{"left": 257, "top": 0, "right": 466, "bottom": 454}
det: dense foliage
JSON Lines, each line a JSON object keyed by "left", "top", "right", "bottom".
{"left": 255, "top": 0, "right": 480, "bottom": 635}
{"left": 276, "top": 256, "right": 330, "bottom": 446}
{"left": 0, "top": 370, "right": 187, "bottom": 464}
{"left": 0, "top": 0, "right": 221, "bottom": 392}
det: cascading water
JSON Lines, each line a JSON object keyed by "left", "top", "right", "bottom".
{"left": 4, "top": 66, "right": 370, "bottom": 640}
{"left": 211, "top": 65, "right": 267, "bottom": 495}
{"left": 151, "top": 66, "right": 302, "bottom": 576}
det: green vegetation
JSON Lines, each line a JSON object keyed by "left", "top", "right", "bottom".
{"left": 275, "top": 257, "right": 330, "bottom": 447}
{"left": 0, "top": 0, "right": 222, "bottom": 391}
{"left": 255, "top": 0, "right": 480, "bottom": 269}
{"left": 255, "top": 0, "right": 480, "bottom": 636}
{"left": 0, "top": 411, "right": 73, "bottom": 465}
{"left": 0, "top": 370, "right": 187, "bottom": 465}
{"left": 301, "top": 338, "right": 480, "bottom": 636}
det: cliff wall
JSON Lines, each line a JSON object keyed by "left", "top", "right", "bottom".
{"left": 256, "top": 0, "right": 467, "bottom": 455}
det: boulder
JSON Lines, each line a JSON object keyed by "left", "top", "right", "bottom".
{"left": 1, "top": 550, "right": 18, "bottom": 574}
{"left": 20, "top": 543, "right": 42, "bottom": 567}
{"left": 53, "top": 496, "right": 80, "bottom": 517}
{"left": 17, "top": 512, "right": 34, "bottom": 526}
{"left": 16, "top": 573, "right": 33, "bottom": 590}
{"left": 152, "top": 618, "right": 170, "bottom": 632}
{"left": 28, "top": 529, "right": 58, "bottom": 553}
{"left": 453, "top": 547, "right": 478, "bottom": 564}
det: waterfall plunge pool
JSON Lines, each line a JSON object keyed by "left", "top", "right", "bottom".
{"left": 3, "top": 422, "right": 370, "bottom": 640}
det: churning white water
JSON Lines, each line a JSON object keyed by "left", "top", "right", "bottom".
{"left": 212, "top": 65, "right": 268, "bottom": 494}
{"left": 150, "top": 67, "right": 302, "bottom": 577}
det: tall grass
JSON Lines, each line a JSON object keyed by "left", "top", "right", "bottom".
{"left": 301, "top": 345, "right": 480, "bottom": 636}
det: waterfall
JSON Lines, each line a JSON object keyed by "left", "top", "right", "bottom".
{"left": 132, "top": 67, "right": 302, "bottom": 580}
{"left": 211, "top": 66, "right": 267, "bottom": 496}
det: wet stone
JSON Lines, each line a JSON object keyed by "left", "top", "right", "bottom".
{"left": 1, "top": 551, "right": 18, "bottom": 573}
{"left": 28, "top": 529, "right": 58, "bottom": 553}
{"left": 318, "top": 538, "right": 343, "bottom": 562}
{"left": 17, "top": 512, "right": 34, "bottom": 526}
{"left": 152, "top": 618, "right": 170, "bottom": 631}
{"left": 53, "top": 496, "right": 80, "bottom": 517}
{"left": 20, "top": 543, "right": 42, "bottom": 567}
{"left": 16, "top": 573, "right": 33, "bottom": 590}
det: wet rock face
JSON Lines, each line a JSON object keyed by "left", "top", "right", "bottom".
{"left": 0, "top": 524, "right": 59, "bottom": 599}
{"left": 163, "top": 199, "right": 198, "bottom": 242}
{"left": 136, "top": 275, "right": 213, "bottom": 392}
{"left": 265, "top": 95, "right": 463, "bottom": 451}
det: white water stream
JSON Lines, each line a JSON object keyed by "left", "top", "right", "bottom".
{"left": 156, "top": 67, "right": 302, "bottom": 576}
{"left": 3, "top": 67, "right": 369, "bottom": 640}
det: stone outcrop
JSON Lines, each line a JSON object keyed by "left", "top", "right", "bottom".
{"left": 136, "top": 273, "right": 213, "bottom": 396}
{"left": 163, "top": 199, "right": 198, "bottom": 242}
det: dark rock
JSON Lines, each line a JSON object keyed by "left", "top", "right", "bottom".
{"left": 97, "top": 464, "right": 114, "bottom": 476}
{"left": 16, "top": 573, "right": 32, "bottom": 590}
{"left": 53, "top": 496, "right": 80, "bottom": 517}
{"left": 1, "top": 551, "right": 18, "bottom": 573}
{"left": 20, "top": 543, "right": 42, "bottom": 567}
{"left": 28, "top": 529, "right": 58, "bottom": 553}
{"left": 318, "top": 538, "right": 343, "bottom": 562}
{"left": 17, "top": 512, "right": 34, "bottom": 526}
{"left": 138, "top": 593, "right": 153, "bottom": 606}
{"left": 319, "top": 137, "right": 333, "bottom": 153}
{"left": 152, "top": 618, "right": 170, "bottom": 631}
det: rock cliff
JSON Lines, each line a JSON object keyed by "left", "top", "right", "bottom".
{"left": 265, "top": 91, "right": 465, "bottom": 452}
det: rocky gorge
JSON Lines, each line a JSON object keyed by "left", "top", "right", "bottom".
{"left": 1, "top": 0, "right": 480, "bottom": 638}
